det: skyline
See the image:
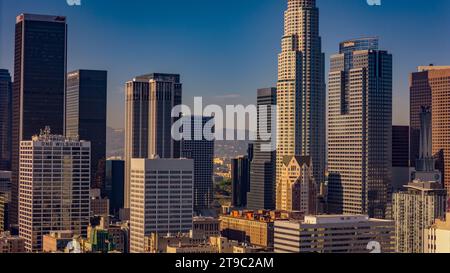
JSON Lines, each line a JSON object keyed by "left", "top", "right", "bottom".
{"left": 1, "top": 0, "right": 450, "bottom": 129}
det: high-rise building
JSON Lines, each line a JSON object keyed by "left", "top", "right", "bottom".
{"left": 124, "top": 73, "right": 182, "bottom": 209}
{"left": 276, "top": 0, "right": 326, "bottom": 195}
{"left": 18, "top": 128, "right": 90, "bottom": 252}
{"left": 247, "top": 88, "right": 277, "bottom": 210}
{"left": 66, "top": 70, "right": 107, "bottom": 191}
{"left": 231, "top": 156, "right": 250, "bottom": 208}
{"left": 181, "top": 116, "right": 214, "bottom": 211}
{"left": 328, "top": 38, "right": 392, "bottom": 218}
{"left": 276, "top": 156, "right": 315, "bottom": 214}
{"left": 393, "top": 107, "right": 447, "bottom": 253}
{"left": 105, "top": 159, "right": 125, "bottom": 217}
{"left": 129, "top": 158, "right": 193, "bottom": 253}
{"left": 0, "top": 171, "right": 11, "bottom": 231}
{"left": 11, "top": 14, "right": 67, "bottom": 226}
{"left": 274, "top": 215, "right": 395, "bottom": 253}
{"left": 392, "top": 125, "right": 411, "bottom": 191}
{"left": 0, "top": 70, "right": 12, "bottom": 171}
{"left": 411, "top": 66, "right": 450, "bottom": 194}
{"left": 425, "top": 212, "right": 450, "bottom": 253}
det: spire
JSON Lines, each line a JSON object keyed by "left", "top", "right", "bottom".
{"left": 416, "top": 106, "right": 434, "bottom": 171}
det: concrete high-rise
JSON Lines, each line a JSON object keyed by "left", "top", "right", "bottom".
{"left": 124, "top": 73, "right": 182, "bottom": 209}
{"left": 129, "top": 158, "right": 193, "bottom": 253}
{"left": 276, "top": 0, "right": 326, "bottom": 193}
{"left": 11, "top": 14, "right": 67, "bottom": 226}
{"left": 410, "top": 66, "right": 450, "bottom": 194}
{"left": 247, "top": 88, "right": 277, "bottom": 210}
{"left": 181, "top": 116, "right": 215, "bottom": 211}
{"left": 18, "top": 128, "right": 90, "bottom": 252}
{"left": 328, "top": 38, "right": 392, "bottom": 218}
{"left": 393, "top": 107, "right": 447, "bottom": 253}
{"left": 0, "top": 70, "right": 12, "bottom": 171}
{"left": 66, "top": 70, "right": 107, "bottom": 191}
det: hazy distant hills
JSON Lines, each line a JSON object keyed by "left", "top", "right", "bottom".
{"left": 106, "top": 127, "right": 252, "bottom": 159}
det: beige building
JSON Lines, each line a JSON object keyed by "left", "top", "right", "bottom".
{"left": 276, "top": 0, "right": 326, "bottom": 200}
{"left": 425, "top": 213, "right": 450, "bottom": 253}
{"left": 18, "top": 129, "right": 91, "bottom": 252}
{"left": 393, "top": 181, "right": 447, "bottom": 253}
{"left": 193, "top": 216, "right": 221, "bottom": 239}
{"left": 274, "top": 215, "right": 395, "bottom": 253}
{"left": 43, "top": 231, "right": 74, "bottom": 253}
{"left": 276, "top": 156, "right": 315, "bottom": 214}
{"left": 0, "top": 232, "right": 26, "bottom": 253}
{"left": 166, "top": 236, "right": 240, "bottom": 254}
{"left": 129, "top": 158, "right": 194, "bottom": 253}
{"left": 220, "top": 211, "right": 274, "bottom": 249}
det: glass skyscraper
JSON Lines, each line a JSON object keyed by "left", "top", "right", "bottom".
{"left": 0, "top": 69, "right": 12, "bottom": 171}
{"left": 11, "top": 14, "right": 67, "bottom": 226}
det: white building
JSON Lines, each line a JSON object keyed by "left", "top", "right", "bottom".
{"left": 129, "top": 157, "right": 194, "bottom": 253}
{"left": 425, "top": 213, "right": 450, "bottom": 253}
{"left": 274, "top": 215, "right": 395, "bottom": 253}
{"left": 18, "top": 128, "right": 90, "bottom": 252}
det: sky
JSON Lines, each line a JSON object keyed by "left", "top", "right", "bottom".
{"left": 1, "top": 0, "right": 449, "bottom": 129}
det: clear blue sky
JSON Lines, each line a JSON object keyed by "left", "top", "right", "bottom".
{"left": 1, "top": 0, "right": 449, "bottom": 128}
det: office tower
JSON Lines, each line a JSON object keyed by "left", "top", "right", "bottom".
{"left": 0, "top": 194, "right": 5, "bottom": 232}
{"left": 11, "top": 14, "right": 67, "bottom": 226}
{"left": 274, "top": 215, "right": 395, "bottom": 253}
{"left": 392, "top": 126, "right": 411, "bottom": 191}
{"left": 105, "top": 159, "right": 125, "bottom": 217}
{"left": 276, "top": 0, "right": 326, "bottom": 195}
{"left": 411, "top": 66, "right": 450, "bottom": 193}
{"left": 328, "top": 38, "right": 392, "bottom": 218}
{"left": 181, "top": 116, "right": 214, "bottom": 211}
{"left": 66, "top": 70, "right": 107, "bottom": 191}
{"left": 247, "top": 88, "right": 277, "bottom": 210}
{"left": 0, "top": 70, "right": 12, "bottom": 171}
{"left": 129, "top": 157, "right": 193, "bottom": 253}
{"left": 124, "top": 73, "right": 182, "bottom": 209}
{"left": 90, "top": 189, "right": 109, "bottom": 218}
{"left": 425, "top": 212, "right": 450, "bottom": 253}
{"left": 393, "top": 108, "right": 446, "bottom": 253}
{"left": 231, "top": 156, "right": 250, "bottom": 208}
{"left": 276, "top": 156, "right": 315, "bottom": 214}
{"left": 18, "top": 128, "right": 90, "bottom": 252}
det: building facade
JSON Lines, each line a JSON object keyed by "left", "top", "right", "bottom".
{"left": 105, "top": 159, "right": 125, "bottom": 217}
{"left": 410, "top": 66, "right": 450, "bottom": 193}
{"left": 11, "top": 14, "right": 67, "bottom": 226}
{"left": 129, "top": 158, "right": 193, "bottom": 253}
{"left": 392, "top": 125, "right": 411, "bottom": 191}
{"left": 247, "top": 88, "right": 277, "bottom": 210}
{"left": 124, "top": 73, "right": 182, "bottom": 209}
{"left": 328, "top": 38, "right": 392, "bottom": 218}
{"left": 231, "top": 156, "right": 250, "bottom": 208}
{"left": 181, "top": 116, "right": 215, "bottom": 211}
{"left": 18, "top": 129, "right": 90, "bottom": 252}
{"left": 425, "top": 213, "right": 450, "bottom": 253}
{"left": 66, "top": 70, "right": 107, "bottom": 191}
{"left": 276, "top": 156, "right": 315, "bottom": 214}
{"left": 274, "top": 215, "right": 395, "bottom": 253}
{"left": 0, "top": 69, "right": 12, "bottom": 171}
{"left": 276, "top": 0, "right": 326, "bottom": 196}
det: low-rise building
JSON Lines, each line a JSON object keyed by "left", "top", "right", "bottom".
{"left": 43, "top": 231, "right": 74, "bottom": 253}
{"left": 274, "top": 215, "right": 395, "bottom": 253}
{"left": 425, "top": 213, "right": 450, "bottom": 253}
{"left": 193, "top": 216, "right": 220, "bottom": 239}
{"left": 0, "top": 232, "right": 25, "bottom": 253}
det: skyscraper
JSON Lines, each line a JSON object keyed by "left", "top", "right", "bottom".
{"left": 124, "top": 73, "right": 182, "bottom": 209}
{"left": 247, "top": 88, "right": 277, "bottom": 211}
{"left": 129, "top": 157, "right": 193, "bottom": 253}
{"left": 181, "top": 116, "right": 215, "bottom": 211}
{"left": 394, "top": 107, "right": 446, "bottom": 253}
{"left": 410, "top": 66, "right": 450, "bottom": 194}
{"left": 105, "top": 159, "right": 125, "bottom": 217}
{"left": 18, "top": 128, "right": 90, "bottom": 252}
{"left": 0, "top": 70, "right": 12, "bottom": 171}
{"left": 231, "top": 156, "right": 250, "bottom": 208}
{"left": 276, "top": 0, "right": 326, "bottom": 193}
{"left": 328, "top": 38, "right": 392, "bottom": 218}
{"left": 66, "top": 70, "right": 107, "bottom": 191}
{"left": 392, "top": 125, "right": 410, "bottom": 191}
{"left": 11, "top": 14, "right": 67, "bottom": 226}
